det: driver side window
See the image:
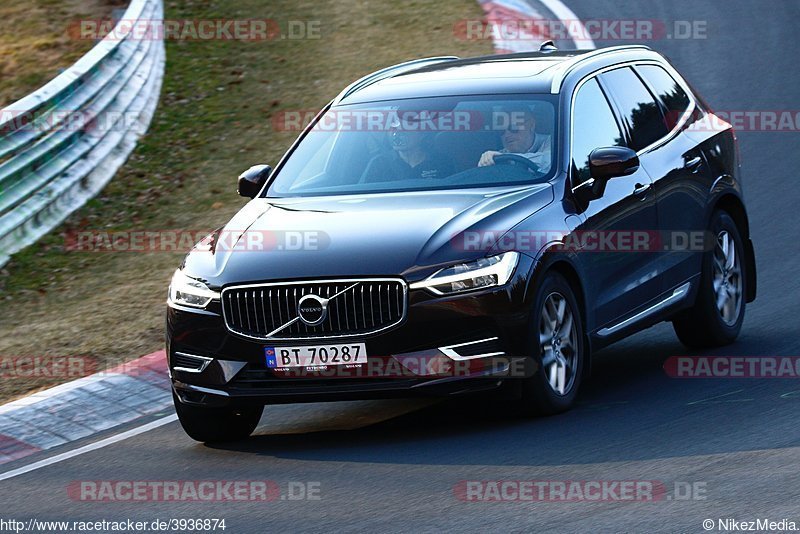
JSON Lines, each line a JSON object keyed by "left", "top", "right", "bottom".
{"left": 571, "top": 78, "right": 624, "bottom": 184}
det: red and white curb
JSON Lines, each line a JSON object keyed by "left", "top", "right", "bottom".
{"left": 0, "top": 350, "right": 171, "bottom": 465}
{"left": 477, "top": 0, "right": 595, "bottom": 52}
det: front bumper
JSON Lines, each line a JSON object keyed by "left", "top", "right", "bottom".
{"left": 167, "top": 258, "right": 536, "bottom": 407}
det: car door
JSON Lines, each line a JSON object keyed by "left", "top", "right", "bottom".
{"left": 569, "top": 76, "right": 662, "bottom": 332}
{"left": 633, "top": 63, "right": 710, "bottom": 292}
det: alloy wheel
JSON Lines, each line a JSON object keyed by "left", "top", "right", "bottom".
{"left": 713, "top": 230, "right": 743, "bottom": 326}
{"left": 539, "top": 292, "right": 579, "bottom": 395}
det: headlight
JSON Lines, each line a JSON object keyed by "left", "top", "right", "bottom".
{"left": 410, "top": 251, "right": 519, "bottom": 295}
{"left": 168, "top": 270, "right": 219, "bottom": 308}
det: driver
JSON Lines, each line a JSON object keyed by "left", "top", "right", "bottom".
{"left": 360, "top": 111, "right": 453, "bottom": 183}
{"left": 477, "top": 105, "right": 551, "bottom": 173}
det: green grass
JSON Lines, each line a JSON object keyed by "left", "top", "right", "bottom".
{"left": 0, "top": 0, "right": 128, "bottom": 107}
{"left": 0, "top": 0, "right": 493, "bottom": 401}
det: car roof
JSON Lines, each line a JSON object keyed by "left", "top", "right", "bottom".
{"left": 335, "top": 46, "right": 659, "bottom": 105}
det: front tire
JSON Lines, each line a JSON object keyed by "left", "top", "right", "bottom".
{"left": 673, "top": 210, "right": 746, "bottom": 348}
{"left": 173, "top": 392, "right": 263, "bottom": 443}
{"left": 515, "top": 271, "right": 586, "bottom": 417}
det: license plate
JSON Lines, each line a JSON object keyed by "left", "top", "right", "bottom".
{"left": 265, "top": 343, "right": 367, "bottom": 368}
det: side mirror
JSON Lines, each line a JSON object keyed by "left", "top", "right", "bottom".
{"left": 589, "top": 146, "right": 639, "bottom": 182}
{"left": 237, "top": 164, "right": 272, "bottom": 198}
{"left": 573, "top": 147, "right": 640, "bottom": 206}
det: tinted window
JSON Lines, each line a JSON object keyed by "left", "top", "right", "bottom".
{"left": 600, "top": 67, "right": 668, "bottom": 151}
{"left": 571, "top": 78, "right": 623, "bottom": 184}
{"left": 266, "top": 95, "right": 558, "bottom": 197}
{"left": 636, "top": 65, "right": 691, "bottom": 129}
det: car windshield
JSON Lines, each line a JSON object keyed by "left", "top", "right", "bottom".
{"left": 266, "top": 95, "right": 559, "bottom": 197}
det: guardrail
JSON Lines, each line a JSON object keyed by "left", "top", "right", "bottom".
{"left": 0, "top": 0, "right": 165, "bottom": 267}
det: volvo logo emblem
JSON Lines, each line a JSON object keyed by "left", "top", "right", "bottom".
{"left": 297, "top": 294, "right": 328, "bottom": 326}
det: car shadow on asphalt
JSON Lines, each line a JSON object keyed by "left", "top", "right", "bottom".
{"left": 206, "top": 324, "right": 787, "bottom": 466}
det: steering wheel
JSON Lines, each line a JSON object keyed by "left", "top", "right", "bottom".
{"left": 493, "top": 153, "right": 540, "bottom": 174}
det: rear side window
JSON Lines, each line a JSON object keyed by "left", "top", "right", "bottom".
{"left": 571, "top": 78, "right": 624, "bottom": 184}
{"left": 636, "top": 64, "right": 692, "bottom": 129}
{"left": 599, "top": 67, "right": 668, "bottom": 151}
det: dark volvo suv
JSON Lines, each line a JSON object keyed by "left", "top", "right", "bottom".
{"left": 167, "top": 45, "right": 756, "bottom": 442}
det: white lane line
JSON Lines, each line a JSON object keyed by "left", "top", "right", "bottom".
{"left": 687, "top": 389, "right": 754, "bottom": 406}
{"left": 536, "top": 0, "right": 596, "bottom": 49}
{"left": 0, "top": 414, "right": 177, "bottom": 482}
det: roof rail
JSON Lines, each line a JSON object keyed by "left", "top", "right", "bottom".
{"left": 539, "top": 40, "right": 558, "bottom": 52}
{"left": 332, "top": 56, "right": 459, "bottom": 104}
{"left": 549, "top": 45, "right": 652, "bottom": 93}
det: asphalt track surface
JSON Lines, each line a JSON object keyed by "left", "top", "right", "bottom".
{"left": 1, "top": 1, "right": 799, "bottom": 531}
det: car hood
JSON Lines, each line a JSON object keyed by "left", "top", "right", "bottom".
{"left": 183, "top": 184, "right": 553, "bottom": 287}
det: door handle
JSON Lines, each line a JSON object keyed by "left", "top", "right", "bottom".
{"left": 633, "top": 182, "right": 652, "bottom": 198}
{"left": 684, "top": 156, "right": 703, "bottom": 171}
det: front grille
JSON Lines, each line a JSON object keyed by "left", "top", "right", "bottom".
{"left": 221, "top": 278, "right": 407, "bottom": 340}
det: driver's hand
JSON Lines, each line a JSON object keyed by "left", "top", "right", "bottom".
{"left": 478, "top": 150, "right": 502, "bottom": 167}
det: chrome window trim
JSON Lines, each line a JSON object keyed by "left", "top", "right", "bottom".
{"left": 567, "top": 59, "right": 698, "bottom": 193}
{"left": 220, "top": 277, "right": 408, "bottom": 341}
{"left": 550, "top": 45, "right": 652, "bottom": 94}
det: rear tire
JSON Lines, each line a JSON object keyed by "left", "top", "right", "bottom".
{"left": 173, "top": 392, "right": 263, "bottom": 443}
{"left": 515, "top": 271, "right": 586, "bottom": 417}
{"left": 673, "top": 210, "right": 746, "bottom": 348}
